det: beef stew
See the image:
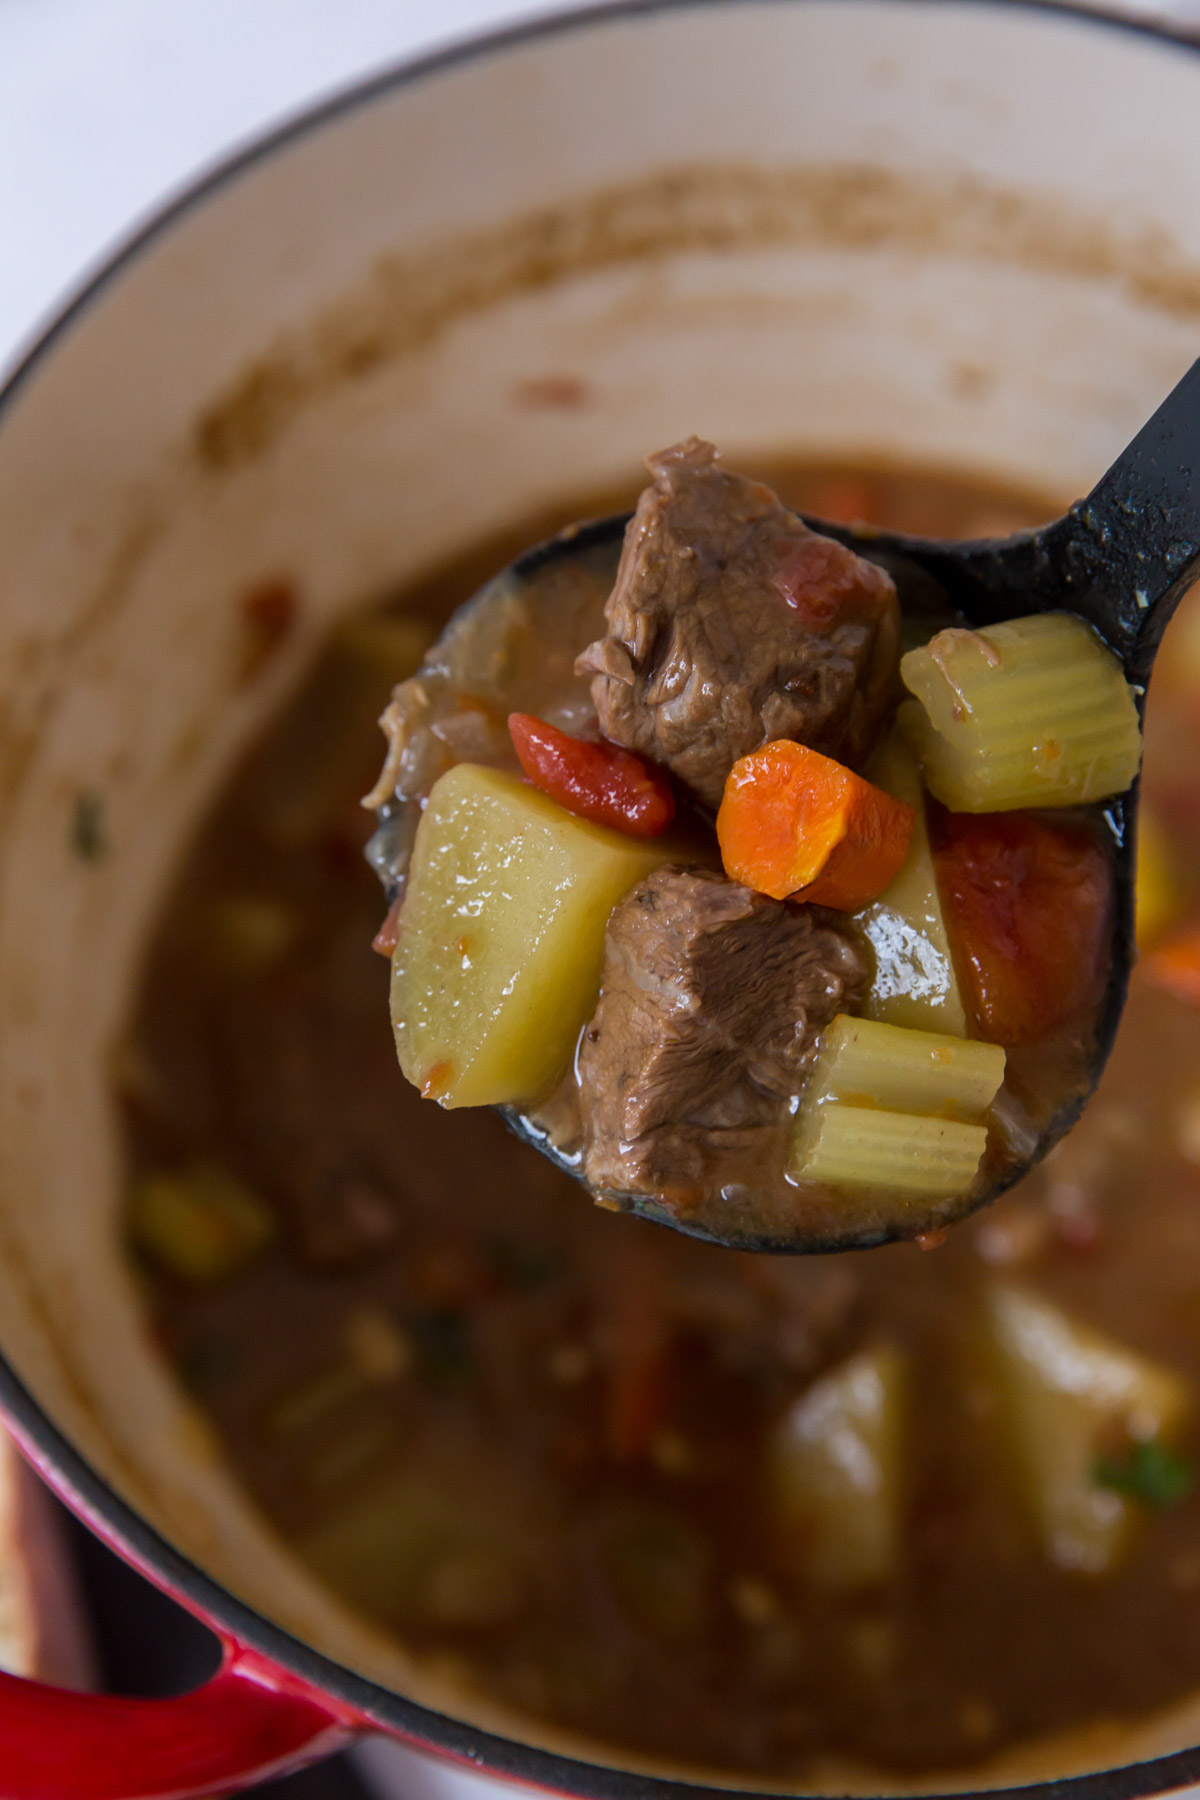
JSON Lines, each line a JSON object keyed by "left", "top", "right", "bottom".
{"left": 118, "top": 462, "right": 1200, "bottom": 1781}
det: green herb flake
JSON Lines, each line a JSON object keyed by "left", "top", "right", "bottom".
{"left": 71, "top": 789, "right": 108, "bottom": 861}
{"left": 1093, "top": 1439, "right": 1196, "bottom": 1510}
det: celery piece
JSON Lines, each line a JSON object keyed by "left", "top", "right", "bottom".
{"left": 803, "top": 1015, "right": 1005, "bottom": 1121}
{"left": 899, "top": 612, "right": 1142, "bottom": 812}
{"left": 793, "top": 1104, "right": 989, "bottom": 1197}
{"left": 770, "top": 1345, "right": 906, "bottom": 1588}
{"left": 858, "top": 738, "right": 967, "bottom": 1035}
{"left": 128, "top": 1166, "right": 275, "bottom": 1284}
{"left": 987, "top": 1284, "right": 1191, "bottom": 1574}
{"left": 392, "top": 764, "right": 675, "bottom": 1109}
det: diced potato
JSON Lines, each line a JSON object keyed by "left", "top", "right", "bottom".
{"left": 987, "top": 1284, "right": 1191, "bottom": 1574}
{"left": 301, "top": 1467, "right": 534, "bottom": 1630}
{"left": 899, "top": 612, "right": 1142, "bottom": 812}
{"left": 858, "top": 738, "right": 967, "bottom": 1036}
{"left": 769, "top": 1345, "right": 906, "bottom": 1588}
{"left": 794, "top": 1105, "right": 989, "bottom": 1198}
{"left": 128, "top": 1165, "right": 275, "bottom": 1284}
{"left": 392, "top": 764, "right": 674, "bottom": 1108}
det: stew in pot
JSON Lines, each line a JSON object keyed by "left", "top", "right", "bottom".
{"left": 118, "top": 462, "right": 1200, "bottom": 1779}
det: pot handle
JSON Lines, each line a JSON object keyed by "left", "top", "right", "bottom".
{"left": 0, "top": 1641, "right": 356, "bottom": 1799}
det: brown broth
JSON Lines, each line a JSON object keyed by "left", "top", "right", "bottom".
{"left": 119, "top": 464, "right": 1200, "bottom": 1779}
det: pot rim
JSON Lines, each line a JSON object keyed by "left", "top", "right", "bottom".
{"left": 4, "top": 1, "right": 1200, "bottom": 1794}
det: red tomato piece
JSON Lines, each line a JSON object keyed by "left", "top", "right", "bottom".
{"left": 932, "top": 810, "right": 1113, "bottom": 1045}
{"left": 508, "top": 713, "right": 674, "bottom": 838}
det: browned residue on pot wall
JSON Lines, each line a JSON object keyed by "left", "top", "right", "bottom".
{"left": 194, "top": 160, "right": 1200, "bottom": 472}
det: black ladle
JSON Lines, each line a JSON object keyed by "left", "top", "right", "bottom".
{"left": 392, "top": 358, "right": 1200, "bottom": 1253}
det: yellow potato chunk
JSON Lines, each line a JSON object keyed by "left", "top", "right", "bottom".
{"left": 391, "top": 763, "right": 673, "bottom": 1109}
{"left": 769, "top": 1345, "right": 906, "bottom": 1588}
{"left": 987, "top": 1284, "right": 1191, "bottom": 1575}
{"left": 858, "top": 737, "right": 967, "bottom": 1035}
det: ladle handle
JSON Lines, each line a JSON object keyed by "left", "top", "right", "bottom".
{"left": 1045, "top": 355, "right": 1200, "bottom": 685}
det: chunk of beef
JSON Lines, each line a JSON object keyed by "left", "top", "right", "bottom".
{"left": 576, "top": 439, "right": 900, "bottom": 808}
{"left": 578, "top": 867, "right": 869, "bottom": 1201}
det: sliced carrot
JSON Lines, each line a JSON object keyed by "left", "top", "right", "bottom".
{"left": 1144, "top": 924, "right": 1200, "bottom": 1006}
{"left": 716, "top": 739, "right": 914, "bottom": 910}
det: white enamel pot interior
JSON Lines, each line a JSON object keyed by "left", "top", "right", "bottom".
{"left": 3, "top": 1, "right": 1200, "bottom": 1793}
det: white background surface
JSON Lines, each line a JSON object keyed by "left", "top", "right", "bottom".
{"left": 0, "top": 0, "right": 573, "bottom": 375}
{"left": 4, "top": 2, "right": 1199, "bottom": 1798}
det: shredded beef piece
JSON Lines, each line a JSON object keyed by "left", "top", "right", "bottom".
{"left": 578, "top": 867, "right": 869, "bottom": 1201}
{"left": 576, "top": 438, "right": 900, "bottom": 808}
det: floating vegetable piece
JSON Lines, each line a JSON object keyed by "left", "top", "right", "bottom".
{"left": 508, "top": 712, "right": 674, "bottom": 838}
{"left": 857, "top": 737, "right": 968, "bottom": 1035}
{"left": 1144, "top": 923, "right": 1200, "bottom": 1008}
{"left": 986, "top": 1284, "right": 1191, "bottom": 1574}
{"left": 716, "top": 740, "right": 913, "bottom": 909}
{"left": 128, "top": 1165, "right": 275, "bottom": 1284}
{"left": 1135, "top": 812, "right": 1185, "bottom": 951}
{"left": 932, "top": 811, "right": 1113, "bottom": 1044}
{"left": 606, "top": 1512, "right": 712, "bottom": 1639}
{"left": 1095, "top": 1439, "right": 1195, "bottom": 1510}
{"left": 899, "top": 612, "right": 1141, "bottom": 812}
{"left": 791, "top": 1016, "right": 1004, "bottom": 1198}
{"left": 203, "top": 896, "right": 297, "bottom": 977}
{"left": 391, "top": 764, "right": 675, "bottom": 1109}
{"left": 769, "top": 1345, "right": 906, "bottom": 1589}
{"left": 801, "top": 1015, "right": 1006, "bottom": 1119}
{"left": 334, "top": 611, "right": 437, "bottom": 686}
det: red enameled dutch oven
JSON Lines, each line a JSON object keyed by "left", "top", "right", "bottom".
{"left": 3, "top": 0, "right": 1200, "bottom": 1793}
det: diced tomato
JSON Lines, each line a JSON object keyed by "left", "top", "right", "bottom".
{"left": 508, "top": 713, "right": 674, "bottom": 838}
{"left": 931, "top": 810, "right": 1113, "bottom": 1045}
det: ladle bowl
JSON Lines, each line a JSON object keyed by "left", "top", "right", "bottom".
{"left": 391, "top": 357, "right": 1200, "bottom": 1252}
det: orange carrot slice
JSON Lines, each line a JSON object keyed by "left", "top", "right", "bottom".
{"left": 717, "top": 740, "right": 914, "bottom": 910}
